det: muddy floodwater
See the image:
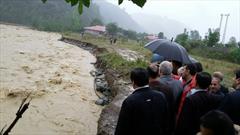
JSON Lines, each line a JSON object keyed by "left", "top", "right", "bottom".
{"left": 0, "top": 24, "right": 102, "bottom": 135}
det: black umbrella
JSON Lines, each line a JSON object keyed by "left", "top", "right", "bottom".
{"left": 189, "top": 56, "right": 198, "bottom": 63}
{"left": 145, "top": 39, "right": 192, "bottom": 64}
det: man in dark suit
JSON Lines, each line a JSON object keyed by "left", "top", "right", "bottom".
{"left": 159, "top": 61, "right": 183, "bottom": 107}
{"left": 219, "top": 69, "right": 240, "bottom": 125}
{"left": 199, "top": 110, "right": 235, "bottom": 135}
{"left": 175, "top": 72, "right": 223, "bottom": 135}
{"left": 213, "top": 71, "right": 229, "bottom": 95}
{"left": 115, "top": 68, "right": 169, "bottom": 135}
{"left": 147, "top": 64, "right": 175, "bottom": 134}
{"left": 209, "top": 77, "right": 225, "bottom": 97}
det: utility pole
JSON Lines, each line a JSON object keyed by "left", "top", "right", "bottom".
{"left": 218, "top": 14, "right": 224, "bottom": 32}
{"left": 222, "top": 14, "right": 230, "bottom": 45}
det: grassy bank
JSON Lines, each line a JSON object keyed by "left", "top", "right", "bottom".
{"left": 191, "top": 55, "right": 240, "bottom": 87}
{"left": 99, "top": 52, "right": 148, "bottom": 78}
{"left": 63, "top": 32, "right": 151, "bottom": 55}
{"left": 63, "top": 32, "right": 240, "bottom": 87}
{"left": 63, "top": 33, "right": 150, "bottom": 78}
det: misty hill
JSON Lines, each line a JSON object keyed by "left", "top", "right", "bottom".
{"left": 0, "top": 0, "right": 145, "bottom": 33}
{"left": 0, "top": 0, "right": 101, "bottom": 32}
{"left": 131, "top": 13, "right": 189, "bottom": 39}
{"left": 94, "top": 0, "right": 145, "bottom": 32}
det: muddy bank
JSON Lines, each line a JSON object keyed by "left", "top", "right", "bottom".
{"left": 60, "top": 37, "right": 133, "bottom": 135}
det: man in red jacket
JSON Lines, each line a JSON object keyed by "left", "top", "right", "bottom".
{"left": 175, "top": 72, "right": 222, "bottom": 135}
{"left": 176, "top": 63, "right": 196, "bottom": 124}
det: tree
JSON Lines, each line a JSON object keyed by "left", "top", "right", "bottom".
{"left": 189, "top": 30, "right": 201, "bottom": 40}
{"left": 90, "top": 18, "right": 103, "bottom": 26}
{"left": 158, "top": 32, "right": 164, "bottom": 39}
{"left": 106, "top": 23, "right": 118, "bottom": 36}
{"left": 124, "top": 30, "right": 137, "bottom": 40}
{"left": 42, "top": 0, "right": 147, "bottom": 14}
{"left": 137, "top": 32, "right": 148, "bottom": 40}
{"left": 184, "top": 28, "right": 188, "bottom": 34}
{"left": 206, "top": 28, "right": 220, "bottom": 47}
{"left": 175, "top": 33, "right": 188, "bottom": 47}
{"left": 229, "top": 48, "right": 240, "bottom": 63}
{"left": 226, "top": 36, "right": 237, "bottom": 48}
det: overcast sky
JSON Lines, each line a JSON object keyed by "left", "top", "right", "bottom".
{"left": 106, "top": 0, "right": 240, "bottom": 42}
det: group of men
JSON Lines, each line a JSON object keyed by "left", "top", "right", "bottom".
{"left": 114, "top": 59, "right": 240, "bottom": 135}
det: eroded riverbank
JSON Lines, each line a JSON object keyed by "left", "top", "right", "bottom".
{"left": 60, "top": 37, "right": 133, "bottom": 135}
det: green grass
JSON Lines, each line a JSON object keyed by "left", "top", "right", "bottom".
{"left": 63, "top": 32, "right": 151, "bottom": 56}
{"left": 63, "top": 32, "right": 240, "bottom": 87}
{"left": 191, "top": 55, "right": 240, "bottom": 87}
{"left": 99, "top": 52, "right": 148, "bottom": 78}
{"left": 63, "top": 32, "right": 150, "bottom": 78}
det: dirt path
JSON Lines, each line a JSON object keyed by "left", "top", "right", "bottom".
{"left": 0, "top": 24, "right": 102, "bottom": 135}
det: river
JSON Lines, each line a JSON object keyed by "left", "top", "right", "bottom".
{"left": 0, "top": 24, "right": 102, "bottom": 135}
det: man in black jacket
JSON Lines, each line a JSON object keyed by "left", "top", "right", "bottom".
{"left": 219, "top": 69, "right": 240, "bottom": 125}
{"left": 213, "top": 71, "right": 229, "bottom": 95}
{"left": 115, "top": 68, "right": 169, "bottom": 135}
{"left": 147, "top": 65, "right": 175, "bottom": 134}
{"left": 209, "top": 77, "right": 225, "bottom": 97}
{"left": 175, "top": 72, "right": 223, "bottom": 135}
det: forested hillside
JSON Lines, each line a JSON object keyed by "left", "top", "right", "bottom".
{"left": 95, "top": 0, "right": 145, "bottom": 32}
{"left": 0, "top": 0, "right": 101, "bottom": 32}
{"left": 0, "top": 0, "right": 145, "bottom": 33}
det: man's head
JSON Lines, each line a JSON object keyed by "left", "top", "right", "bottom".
{"left": 213, "top": 71, "right": 224, "bottom": 82}
{"left": 159, "top": 61, "right": 173, "bottom": 76}
{"left": 196, "top": 72, "right": 212, "bottom": 89}
{"left": 232, "top": 69, "right": 240, "bottom": 89}
{"left": 194, "top": 62, "right": 203, "bottom": 73}
{"left": 147, "top": 64, "right": 159, "bottom": 79}
{"left": 172, "top": 60, "right": 182, "bottom": 75}
{"left": 130, "top": 68, "right": 149, "bottom": 89}
{"left": 209, "top": 77, "right": 221, "bottom": 93}
{"left": 200, "top": 110, "right": 235, "bottom": 135}
{"left": 182, "top": 63, "right": 197, "bottom": 81}
{"left": 177, "top": 66, "right": 185, "bottom": 77}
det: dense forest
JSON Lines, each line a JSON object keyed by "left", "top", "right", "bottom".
{"left": 0, "top": 0, "right": 101, "bottom": 32}
{"left": 0, "top": 0, "right": 144, "bottom": 32}
{"left": 174, "top": 29, "right": 240, "bottom": 64}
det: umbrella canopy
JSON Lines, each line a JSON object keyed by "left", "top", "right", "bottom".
{"left": 145, "top": 39, "right": 192, "bottom": 64}
{"left": 189, "top": 56, "right": 198, "bottom": 63}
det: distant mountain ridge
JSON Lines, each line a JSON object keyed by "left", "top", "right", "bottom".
{"left": 0, "top": 0, "right": 145, "bottom": 33}
{"left": 0, "top": 0, "right": 102, "bottom": 32}
{"left": 131, "top": 13, "right": 189, "bottom": 39}
{"left": 94, "top": 0, "right": 145, "bottom": 32}
{"left": 0, "top": 0, "right": 188, "bottom": 37}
